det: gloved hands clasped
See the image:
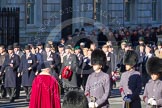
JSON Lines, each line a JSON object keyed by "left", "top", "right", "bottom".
{"left": 148, "top": 98, "right": 157, "bottom": 106}
{"left": 123, "top": 96, "right": 132, "bottom": 103}
{"left": 88, "top": 102, "right": 98, "bottom": 108}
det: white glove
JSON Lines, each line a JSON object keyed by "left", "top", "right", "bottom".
{"left": 151, "top": 100, "right": 157, "bottom": 106}
{"left": 83, "top": 59, "right": 87, "bottom": 62}
{"left": 148, "top": 98, "right": 154, "bottom": 105}
{"left": 88, "top": 102, "right": 98, "bottom": 108}
{"left": 123, "top": 96, "right": 132, "bottom": 103}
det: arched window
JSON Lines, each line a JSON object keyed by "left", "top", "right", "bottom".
{"left": 26, "top": 0, "right": 35, "bottom": 24}
{"left": 152, "top": 0, "right": 157, "bottom": 21}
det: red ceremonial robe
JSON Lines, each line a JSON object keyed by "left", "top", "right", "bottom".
{"left": 29, "top": 75, "right": 61, "bottom": 108}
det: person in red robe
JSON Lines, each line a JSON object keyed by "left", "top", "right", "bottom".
{"left": 29, "top": 62, "right": 61, "bottom": 108}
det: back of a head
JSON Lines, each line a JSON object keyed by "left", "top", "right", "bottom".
{"left": 62, "top": 91, "right": 88, "bottom": 108}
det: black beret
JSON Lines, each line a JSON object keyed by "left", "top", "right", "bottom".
{"left": 91, "top": 49, "right": 106, "bottom": 66}
{"left": 146, "top": 57, "right": 162, "bottom": 75}
{"left": 139, "top": 37, "right": 144, "bottom": 41}
{"left": 123, "top": 50, "right": 138, "bottom": 66}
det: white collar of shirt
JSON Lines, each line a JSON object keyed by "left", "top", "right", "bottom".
{"left": 26, "top": 53, "right": 31, "bottom": 58}
{"left": 146, "top": 53, "right": 152, "bottom": 58}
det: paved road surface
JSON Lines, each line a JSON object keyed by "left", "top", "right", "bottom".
{"left": 0, "top": 89, "right": 146, "bottom": 108}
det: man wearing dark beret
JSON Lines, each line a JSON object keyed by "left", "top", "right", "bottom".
{"left": 85, "top": 49, "right": 110, "bottom": 108}
{"left": 143, "top": 57, "right": 162, "bottom": 107}
{"left": 119, "top": 50, "right": 142, "bottom": 108}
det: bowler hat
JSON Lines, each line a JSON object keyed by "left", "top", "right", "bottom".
{"left": 65, "top": 45, "right": 72, "bottom": 50}
{"left": 58, "top": 44, "right": 64, "bottom": 48}
{"left": 24, "top": 45, "right": 30, "bottom": 50}
{"left": 36, "top": 42, "right": 42, "bottom": 46}
{"left": 157, "top": 41, "right": 162, "bottom": 46}
{"left": 41, "top": 62, "right": 51, "bottom": 69}
{"left": 45, "top": 44, "right": 51, "bottom": 48}
{"left": 13, "top": 43, "right": 20, "bottom": 48}
{"left": 7, "top": 45, "right": 13, "bottom": 50}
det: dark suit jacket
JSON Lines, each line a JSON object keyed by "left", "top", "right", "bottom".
{"left": 42, "top": 51, "right": 61, "bottom": 74}
{"left": 19, "top": 53, "right": 37, "bottom": 86}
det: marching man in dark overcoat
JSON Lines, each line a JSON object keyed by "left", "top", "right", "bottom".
{"left": 18, "top": 45, "right": 37, "bottom": 101}
{"left": 0, "top": 45, "right": 20, "bottom": 102}
{"left": 42, "top": 43, "right": 61, "bottom": 78}
{"left": 59, "top": 45, "right": 79, "bottom": 93}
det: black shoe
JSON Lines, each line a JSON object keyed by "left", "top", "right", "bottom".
{"left": 15, "top": 96, "right": 20, "bottom": 99}
{"left": 10, "top": 98, "right": 14, "bottom": 103}
{"left": 26, "top": 98, "right": 30, "bottom": 102}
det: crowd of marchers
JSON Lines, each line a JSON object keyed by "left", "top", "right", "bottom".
{"left": 1, "top": 25, "right": 162, "bottom": 108}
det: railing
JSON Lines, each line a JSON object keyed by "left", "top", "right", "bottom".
{"left": 0, "top": 7, "right": 20, "bottom": 46}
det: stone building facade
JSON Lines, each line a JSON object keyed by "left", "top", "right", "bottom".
{"left": 0, "top": 0, "right": 162, "bottom": 44}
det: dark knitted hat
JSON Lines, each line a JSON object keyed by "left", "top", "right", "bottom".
{"left": 91, "top": 49, "right": 106, "bottom": 66}
{"left": 146, "top": 57, "right": 162, "bottom": 75}
{"left": 123, "top": 50, "right": 138, "bottom": 66}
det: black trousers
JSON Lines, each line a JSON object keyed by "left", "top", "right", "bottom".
{"left": 6, "top": 87, "right": 16, "bottom": 100}
{"left": 64, "top": 87, "right": 79, "bottom": 95}
{"left": 15, "top": 76, "right": 21, "bottom": 98}
{"left": 23, "top": 86, "right": 31, "bottom": 100}
{"left": 0, "top": 77, "right": 6, "bottom": 98}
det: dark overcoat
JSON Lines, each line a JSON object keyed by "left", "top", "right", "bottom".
{"left": 42, "top": 51, "right": 61, "bottom": 74}
{"left": 19, "top": 53, "right": 37, "bottom": 86}
{"left": 61, "top": 54, "right": 79, "bottom": 88}
{"left": 1, "top": 54, "right": 20, "bottom": 87}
